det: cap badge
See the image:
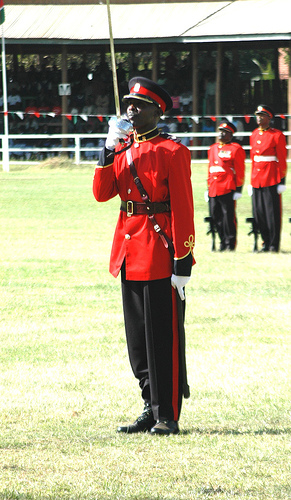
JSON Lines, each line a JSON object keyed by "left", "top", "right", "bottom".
{"left": 133, "top": 83, "right": 141, "bottom": 92}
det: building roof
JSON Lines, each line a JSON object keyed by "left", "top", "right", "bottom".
{"left": 182, "top": 0, "right": 291, "bottom": 42}
{"left": 3, "top": 0, "right": 291, "bottom": 45}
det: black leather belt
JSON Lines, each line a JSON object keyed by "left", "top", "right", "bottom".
{"left": 120, "top": 200, "right": 170, "bottom": 217}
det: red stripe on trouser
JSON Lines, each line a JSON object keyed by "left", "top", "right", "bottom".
{"left": 233, "top": 200, "right": 237, "bottom": 248}
{"left": 171, "top": 287, "right": 180, "bottom": 421}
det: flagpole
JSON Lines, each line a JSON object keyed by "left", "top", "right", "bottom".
{"left": 1, "top": 22, "right": 9, "bottom": 172}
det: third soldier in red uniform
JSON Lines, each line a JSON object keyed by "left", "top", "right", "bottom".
{"left": 250, "top": 105, "right": 287, "bottom": 252}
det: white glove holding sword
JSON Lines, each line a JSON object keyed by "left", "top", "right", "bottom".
{"left": 105, "top": 117, "right": 133, "bottom": 151}
{"left": 171, "top": 275, "right": 191, "bottom": 301}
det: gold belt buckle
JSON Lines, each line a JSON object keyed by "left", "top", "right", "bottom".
{"left": 127, "top": 200, "right": 134, "bottom": 217}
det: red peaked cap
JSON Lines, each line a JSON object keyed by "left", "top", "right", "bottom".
{"left": 255, "top": 105, "right": 274, "bottom": 118}
{"left": 218, "top": 121, "right": 237, "bottom": 134}
{"left": 123, "top": 77, "right": 173, "bottom": 113}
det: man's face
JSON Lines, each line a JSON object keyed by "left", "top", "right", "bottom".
{"left": 218, "top": 129, "right": 232, "bottom": 144}
{"left": 256, "top": 113, "right": 271, "bottom": 129}
{"left": 126, "top": 98, "right": 161, "bottom": 133}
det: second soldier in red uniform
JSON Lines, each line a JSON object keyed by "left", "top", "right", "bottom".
{"left": 207, "top": 121, "right": 246, "bottom": 251}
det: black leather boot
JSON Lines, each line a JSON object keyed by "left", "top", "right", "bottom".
{"left": 150, "top": 419, "right": 179, "bottom": 435}
{"left": 117, "top": 403, "right": 155, "bottom": 433}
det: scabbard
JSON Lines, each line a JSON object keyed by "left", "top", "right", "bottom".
{"left": 175, "top": 290, "right": 190, "bottom": 399}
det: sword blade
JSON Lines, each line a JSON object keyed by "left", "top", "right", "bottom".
{"left": 175, "top": 290, "right": 190, "bottom": 399}
{"left": 106, "top": 0, "right": 121, "bottom": 118}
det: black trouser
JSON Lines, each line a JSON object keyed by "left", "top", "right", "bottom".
{"left": 121, "top": 264, "right": 183, "bottom": 422}
{"left": 252, "top": 185, "right": 281, "bottom": 251}
{"left": 209, "top": 192, "right": 237, "bottom": 250}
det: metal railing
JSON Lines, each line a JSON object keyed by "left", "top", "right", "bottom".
{"left": 1, "top": 131, "right": 291, "bottom": 165}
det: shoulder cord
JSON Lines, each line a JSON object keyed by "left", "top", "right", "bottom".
{"left": 126, "top": 148, "right": 174, "bottom": 260}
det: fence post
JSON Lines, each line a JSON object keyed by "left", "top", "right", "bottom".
{"left": 2, "top": 134, "right": 9, "bottom": 172}
{"left": 75, "top": 136, "right": 80, "bottom": 165}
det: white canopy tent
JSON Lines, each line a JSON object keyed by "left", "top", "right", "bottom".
{"left": 1, "top": 0, "right": 291, "bottom": 170}
{"left": 3, "top": 0, "right": 291, "bottom": 44}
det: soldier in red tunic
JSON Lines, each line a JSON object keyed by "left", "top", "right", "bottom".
{"left": 207, "top": 121, "right": 246, "bottom": 250}
{"left": 93, "top": 77, "right": 195, "bottom": 435}
{"left": 250, "top": 105, "right": 287, "bottom": 252}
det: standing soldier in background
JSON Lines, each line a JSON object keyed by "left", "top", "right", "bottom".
{"left": 250, "top": 105, "right": 287, "bottom": 252}
{"left": 207, "top": 121, "right": 246, "bottom": 251}
{"left": 93, "top": 77, "right": 195, "bottom": 435}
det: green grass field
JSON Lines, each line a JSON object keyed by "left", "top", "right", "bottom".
{"left": 0, "top": 159, "right": 290, "bottom": 500}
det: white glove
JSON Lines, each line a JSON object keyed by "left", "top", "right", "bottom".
{"left": 171, "top": 275, "right": 191, "bottom": 301}
{"left": 247, "top": 185, "right": 253, "bottom": 197}
{"left": 204, "top": 190, "right": 209, "bottom": 203}
{"left": 105, "top": 118, "right": 129, "bottom": 150}
{"left": 233, "top": 192, "right": 242, "bottom": 201}
{"left": 277, "top": 184, "right": 286, "bottom": 194}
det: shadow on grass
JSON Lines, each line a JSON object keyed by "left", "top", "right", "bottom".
{"left": 0, "top": 494, "right": 230, "bottom": 500}
{"left": 181, "top": 427, "right": 291, "bottom": 436}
